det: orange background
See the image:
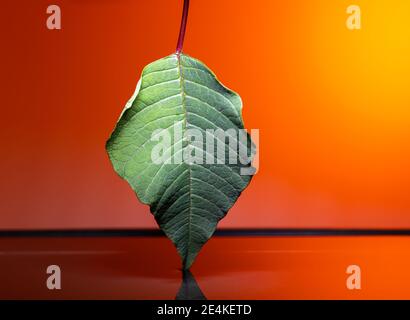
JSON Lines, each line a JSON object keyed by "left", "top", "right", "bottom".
{"left": 1, "top": 0, "right": 410, "bottom": 229}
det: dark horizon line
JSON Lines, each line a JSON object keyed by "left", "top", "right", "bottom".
{"left": 1, "top": 228, "right": 410, "bottom": 238}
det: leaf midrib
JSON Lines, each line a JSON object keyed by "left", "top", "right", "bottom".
{"left": 177, "top": 54, "right": 192, "bottom": 267}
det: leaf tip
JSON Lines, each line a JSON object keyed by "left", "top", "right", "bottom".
{"left": 182, "top": 253, "right": 197, "bottom": 270}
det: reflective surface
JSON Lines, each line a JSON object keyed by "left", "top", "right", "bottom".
{"left": 1, "top": 235, "right": 410, "bottom": 299}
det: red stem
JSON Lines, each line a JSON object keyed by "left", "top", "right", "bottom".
{"left": 176, "top": 0, "right": 190, "bottom": 54}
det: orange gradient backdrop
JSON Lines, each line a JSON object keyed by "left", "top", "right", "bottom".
{"left": 1, "top": 0, "right": 410, "bottom": 229}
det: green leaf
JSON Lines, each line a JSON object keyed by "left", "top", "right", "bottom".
{"left": 106, "top": 53, "right": 255, "bottom": 269}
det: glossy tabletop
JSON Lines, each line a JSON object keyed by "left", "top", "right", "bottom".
{"left": 1, "top": 234, "right": 409, "bottom": 299}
